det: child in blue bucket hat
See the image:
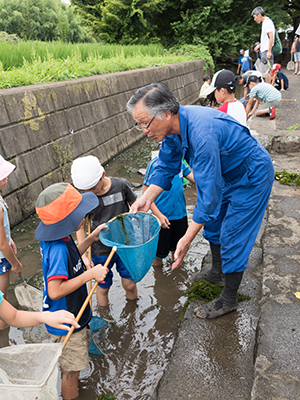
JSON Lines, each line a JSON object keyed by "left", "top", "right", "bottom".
{"left": 71, "top": 155, "right": 137, "bottom": 307}
{"left": 35, "top": 182, "right": 108, "bottom": 400}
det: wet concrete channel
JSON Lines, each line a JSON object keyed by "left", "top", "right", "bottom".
{"left": 1, "top": 137, "right": 211, "bottom": 400}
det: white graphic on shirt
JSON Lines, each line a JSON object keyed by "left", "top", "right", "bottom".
{"left": 102, "top": 192, "right": 123, "bottom": 206}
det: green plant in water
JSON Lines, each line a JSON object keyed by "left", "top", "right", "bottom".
{"left": 285, "top": 123, "right": 300, "bottom": 131}
{"left": 96, "top": 394, "right": 116, "bottom": 400}
{"left": 52, "top": 140, "right": 74, "bottom": 182}
{"left": 275, "top": 170, "right": 300, "bottom": 187}
{"left": 179, "top": 279, "right": 250, "bottom": 324}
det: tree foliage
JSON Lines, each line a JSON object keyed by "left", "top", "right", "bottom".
{"left": 71, "top": 0, "right": 164, "bottom": 44}
{"left": 0, "top": 0, "right": 91, "bottom": 42}
{"left": 71, "top": 0, "right": 299, "bottom": 56}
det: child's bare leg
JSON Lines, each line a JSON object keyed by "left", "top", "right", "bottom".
{"left": 121, "top": 278, "right": 137, "bottom": 300}
{"left": 152, "top": 257, "right": 163, "bottom": 267}
{"left": 61, "top": 369, "right": 80, "bottom": 400}
{"left": 256, "top": 108, "right": 269, "bottom": 116}
{"left": 0, "top": 272, "right": 10, "bottom": 330}
{"left": 96, "top": 286, "right": 109, "bottom": 307}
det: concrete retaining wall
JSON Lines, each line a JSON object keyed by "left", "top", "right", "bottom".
{"left": 0, "top": 59, "right": 205, "bottom": 227}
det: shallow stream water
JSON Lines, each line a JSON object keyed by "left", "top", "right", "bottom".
{"left": 1, "top": 137, "right": 209, "bottom": 400}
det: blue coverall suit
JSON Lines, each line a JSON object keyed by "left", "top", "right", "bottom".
{"left": 148, "top": 105, "right": 274, "bottom": 274}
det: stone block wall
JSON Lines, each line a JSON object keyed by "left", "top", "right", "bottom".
{"left": 0, "top": 59, "right": 205, "bottom": 227}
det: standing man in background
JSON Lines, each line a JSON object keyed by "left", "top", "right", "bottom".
{"left": 252, "top": 6, "right": 275, "bottom": 84}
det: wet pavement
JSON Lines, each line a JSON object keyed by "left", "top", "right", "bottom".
{"left": 153, "top": 69, "right": 300, "bottom": 400}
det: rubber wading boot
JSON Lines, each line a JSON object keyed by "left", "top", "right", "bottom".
{"left": 194, "top": 271, "right": 244, "bottom": 319}
{"left": 191, "top": 242, "right": 224, "bottom": 286}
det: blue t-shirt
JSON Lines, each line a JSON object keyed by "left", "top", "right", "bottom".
{"left": 40, "top": 237, "right": 91, "bottom": 336}
{"left": 144, "top": 158, "right": 190, "bottom": 220}
{"left": 0, "top": 290, "right": 3, "bottom": 305}
{"left": 275, "top": 71, "right": 289, "bottom": 89}
{"left": 238, "top": 55, "right": 250, "bottom": 72}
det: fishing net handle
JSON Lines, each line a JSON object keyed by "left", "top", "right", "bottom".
{"left": 63, "top": 246, "right": 117, "bottom": 349}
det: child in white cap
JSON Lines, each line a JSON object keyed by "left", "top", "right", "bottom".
{"left": 71, "top": 155, "right": 138, "bottom": 307}
{"left": 0, "top": 155, "right": 23, "bottom": 330}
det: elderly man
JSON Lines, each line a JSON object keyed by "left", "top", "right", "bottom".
{"left": 127, "top": 82, "right": 274, "bottom": 319}
{"left": 252, "top": 6, "right": 275, "bottom": 83}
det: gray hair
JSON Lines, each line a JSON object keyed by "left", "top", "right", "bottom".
{"left": 126, "top": 82, "right": 180, "bottom": 119}
{"left": 252, "top": 6, "right": 265, "bottom": 16}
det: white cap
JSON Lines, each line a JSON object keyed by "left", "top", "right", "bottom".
{"left": 0, "top": 155, "right": 15, "bottom": 180}
{"left": 71, "top": 155, "right": 104, "bottom": 190}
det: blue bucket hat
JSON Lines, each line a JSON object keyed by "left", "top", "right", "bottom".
{"left": 35, "top": 182, "right": 98, "bottom": 241}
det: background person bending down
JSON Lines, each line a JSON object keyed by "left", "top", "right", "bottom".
{"left": 246, "top": 74, "right": 281, "bottom": 120}
{"left": 238, "top": 70, "right": 263, "bottom": 105}
{"left": 270, "top": 63, "right": 289, "bottom": 91}
{"left": 127, "top": 82, "right": 274, "bottom": 319}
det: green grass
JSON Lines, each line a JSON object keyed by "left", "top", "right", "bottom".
{"left": 0, "top": 41, "right": 214, "bottom": 89}
{"left": 285, "top": 123, "right": 300, "bottom": 131}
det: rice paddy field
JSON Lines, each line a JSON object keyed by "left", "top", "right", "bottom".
{"left": 0, "top": 41, "right": 213, "bottom": 89}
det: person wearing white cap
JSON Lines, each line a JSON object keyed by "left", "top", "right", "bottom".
{"left": 0, "top": 155, "right": 23, "bottom": 330}
{"left": 71, "top": 155, "right": 138, "bottom": 307}
{"left": 237, "top": 49, "right": 251, "bottom": 75}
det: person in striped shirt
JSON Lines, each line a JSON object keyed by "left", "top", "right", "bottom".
{"left": 245, "top": 74, "right": 281, "bottom": 120}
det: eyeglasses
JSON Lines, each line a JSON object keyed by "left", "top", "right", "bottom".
{"left": 134, "top": 113, "right": 157, "bottom": 131}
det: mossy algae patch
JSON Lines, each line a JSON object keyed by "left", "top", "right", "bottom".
{"left": 179, "top": 279, "right": 251, "bottom": 324}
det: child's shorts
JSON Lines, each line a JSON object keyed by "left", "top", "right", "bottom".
{"left": 156, "top": 216, "right": 188, "bottom": 259}
{"left": 0, "top": 258, "right": 11, "bottom": 275}
{"left": 50, "top": 326, "right": 91, "bottom": 372}
{"left": 92, "top": 253, "right": 134, "bottom": 289}
{"left": 255, "top": 98, "right": 281, "bottom": 115}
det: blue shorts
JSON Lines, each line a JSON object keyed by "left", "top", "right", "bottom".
{"left": 0, "top": 258, "right": 11, "bottom": 275}
{"left": 92, "top": 253, "right": 133, "bottom": 289}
